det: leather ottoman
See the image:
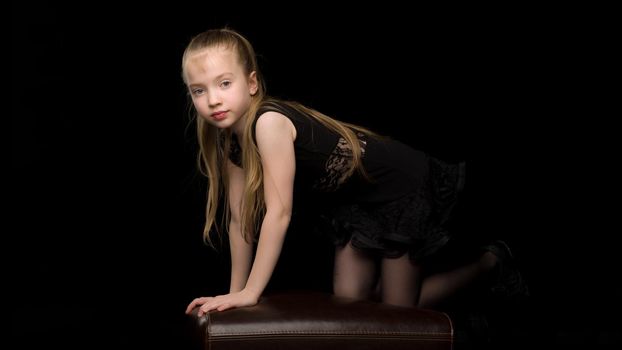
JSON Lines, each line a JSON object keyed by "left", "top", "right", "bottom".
{"left": 188, "top": 291, "right": 453, "bottom": 349}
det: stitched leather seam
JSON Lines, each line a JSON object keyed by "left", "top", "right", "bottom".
{"left": 210, "top": 331, "right": 452, "bottom": 336}
{"left": 440, "top": 310, "right": 455, "bottom": 345}
{"left": 210, "top": 334, "right": 453, "bottom": 341}
{"left": 206, "top": 314, "right": 212, "bottom": 350}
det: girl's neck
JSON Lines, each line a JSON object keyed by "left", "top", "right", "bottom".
{"left": 231, "top": 113, "right": 248, "bottom": 139}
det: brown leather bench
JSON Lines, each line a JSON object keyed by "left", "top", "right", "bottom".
{"left": 188, "top": 291, "right": 453, "bottom": 350}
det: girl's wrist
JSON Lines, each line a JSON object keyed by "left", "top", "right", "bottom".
{"left": 242, "top": 287, "right": 261, "bottom": 300}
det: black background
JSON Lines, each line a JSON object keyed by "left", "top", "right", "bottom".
{"left": 11, "top": 1, "right": 619, "bottom": 348}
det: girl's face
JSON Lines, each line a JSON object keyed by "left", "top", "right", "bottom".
{"left": 184, "top": 47, "right": 258, "bottom": 131}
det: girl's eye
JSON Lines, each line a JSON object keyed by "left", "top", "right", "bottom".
{"left": 191, "top": 88, "right": 204, "bottom": 95}
{"left": 220, "top": 80, "right": 231, "bottom": 88}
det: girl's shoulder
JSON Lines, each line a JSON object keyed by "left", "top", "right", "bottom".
{"left": 258, "top": 100, "right": 305, "bottom": 121}
{"left": 254, "top": 110, "right": 297, "bottom": 142}
{"left": 256, "top": 100, "right": 313, "bottom": 132}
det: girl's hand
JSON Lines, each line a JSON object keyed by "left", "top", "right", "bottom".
{"left": 185, "top": 289, "right": 259, "bottom": 316}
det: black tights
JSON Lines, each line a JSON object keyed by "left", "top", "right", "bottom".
{"left": 333, "top": 241, "right": 496, "bottom": 309}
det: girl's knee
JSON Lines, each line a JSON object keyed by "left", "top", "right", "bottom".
{"left": 333, "top": 281, "right": 373, "bottom": 301}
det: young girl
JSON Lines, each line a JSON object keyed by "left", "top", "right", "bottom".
{"left": 183, "top": 28, "right": 526, "bottom": 317}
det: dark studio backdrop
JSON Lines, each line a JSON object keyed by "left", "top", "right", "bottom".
{"left": 11, "top": 1, "right": 618, "bottom": 349}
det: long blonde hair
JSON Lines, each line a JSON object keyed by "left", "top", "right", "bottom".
{"left": 182, "top": 28, "right": 375, "bottom": 246}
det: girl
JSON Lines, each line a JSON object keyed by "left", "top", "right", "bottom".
{"left": 183, "top": 28, "right": 526, "bottom": 317}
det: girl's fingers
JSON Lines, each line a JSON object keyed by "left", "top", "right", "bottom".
{"left": 197, "top": 304, "right": 212, "bottom": 317}
{"left": 186, "top": 297, "right": 213, "bottom": 314}
{"left": 217, "top": 303, "right": 231, "bottom": 312}
{"left": 195, "top": 294, "right": 246, "bottom": 316}
{"left": 197, "top": 298, "right": 228, "bottom": 316}
{"left": 185, "top": 299, "right": 199, "bottom": 314}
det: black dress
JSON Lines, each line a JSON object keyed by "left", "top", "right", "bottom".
{"left": 231, "top": 101, "right": 466, "bottom": 262}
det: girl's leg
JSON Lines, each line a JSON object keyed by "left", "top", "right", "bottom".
{"left": 417, "top": 251, "right": 497, "bottom": 309}
{"left": 333, "top": 241, "right": 377, "bottom": 301}
{"left": 380, "top": 254, "right": 424, "bottom": 307}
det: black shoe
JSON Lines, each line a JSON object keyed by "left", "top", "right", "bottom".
{"left": 481, "top": 240, "right": 530, "bottom": 299}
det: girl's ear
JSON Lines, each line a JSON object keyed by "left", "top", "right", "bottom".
{"left": 248, "top": 71, "right": 258, "bottom": 95}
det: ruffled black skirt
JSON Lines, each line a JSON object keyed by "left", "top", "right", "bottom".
{"left": 318, "top": 158, "right": 466, "bottom": 262}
